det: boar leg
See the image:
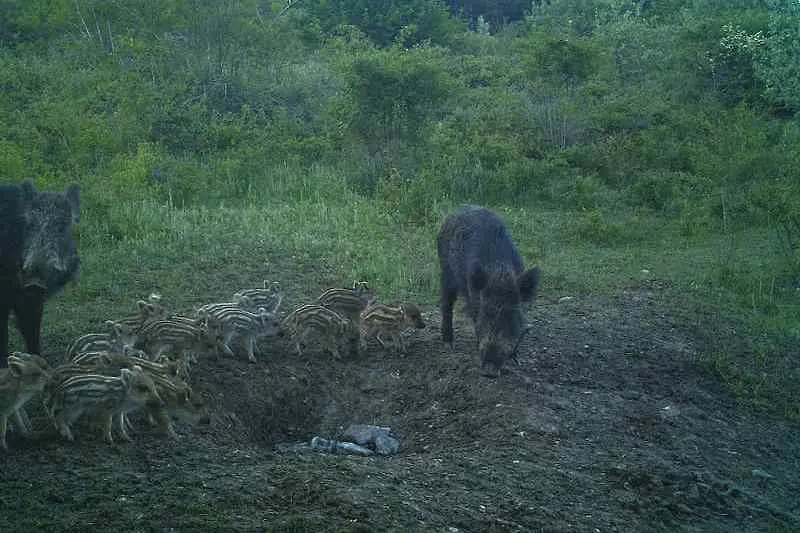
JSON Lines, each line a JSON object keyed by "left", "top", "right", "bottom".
{"left": 0, "top": 297, "right": 9, "bottom": 365}
{"left": 375, "top": 332, "right": 388, "bottom": 349}
{"left": 397, "top": 332, "right": 407, "bottom": 354}
{"left": 0, "top": 414, "right": 8, "bottom": 450}
{"left": 55, "top": 416, "right": 76, "bottom": 441}
{"left": 245, "top": 335, "right": 257, "bottom": 363}
{"left": 13, "top": 289, "right": 45, "bottom": 355}
{"left": 14, "top": 407, "right": 32, "bottom": 435}
{"left": 115, "top": 412, "right": 132, "bottom": 442}
{"left": 440, "top": 279, "right": 458, "bottom": 345}
{"left": 221, "top": 331, "right": 236, "bottom": 357}
{"left": 151, "top": 408, "right": 178, "bottom": 439}
{"left": 102, "top": 413, "right": 116, "bottom": 443}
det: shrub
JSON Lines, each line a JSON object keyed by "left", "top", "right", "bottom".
{"left": 756, "top": 0, "right": 800, "bottom": 113}
{"left": 307, "top": 0, "right": 459, "bottom": 47}
{"left": 569, "top": 208, "right": 622, "bottom": 245}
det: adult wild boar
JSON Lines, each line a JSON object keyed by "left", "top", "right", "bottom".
{"left": 0, "top": 179, "right": 80, "bottom": 366}
{"left": 437, "top": 205, "right": 540, "bottom": 377}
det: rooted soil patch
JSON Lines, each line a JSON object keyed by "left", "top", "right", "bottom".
{"left": 2, "top": 282, "right": 798, "bottom": 532}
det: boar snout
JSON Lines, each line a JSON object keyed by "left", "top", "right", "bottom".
{"left": 22, "top": 248, "right": 67, "bottom": 289}
{"left": 479, "top": 338, "right": 514, "bottom": 378}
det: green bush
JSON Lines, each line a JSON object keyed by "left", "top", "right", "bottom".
{"left": 756, "top": 0, "right": 800, "bottom": 113}
{"left": 0, "top": 139, "right": 26, "bottom": 179}
{"left": 568, "top": 208, "right": 622, "bottom": 246}
{"left": 341, "top": 45, "right": 455, "bottom": 145}
{"left": 307, "top": 0, "right": 459, "bottom": 47}
{"left": 629, "top": 170, "right": 712, "bottom": 215}
{"left": 375, "top": 167, "right": 448, "bottom": 226}
{"left": 525, "top": 34, "right": 605, "bottom": 87}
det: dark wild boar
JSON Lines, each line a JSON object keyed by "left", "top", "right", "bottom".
{"left": 0, "top": 179, "right": 80, "bottom": 366}
{"left": 437, "top": 205, "right": 540, "bottom": 377}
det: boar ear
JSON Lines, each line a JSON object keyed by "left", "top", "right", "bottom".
{"left": 518, "top": 266, "right": 541, "bottom": 302}
{"left": 120, "top": 367, "right": 133, "bottom": 385}
{"left": 469, "top": 265, "right": 489, "bottom": 292}
{"left": 138, "top": 301, "right": 159, "bottom": 315}
{"left": 26, "top": 353, "right": 49, "bottom": 369}
{"left": 105, "top": 320, "right": 122, "bottom": 336}
{"left": 65, "top": 183, "right": 80, "bottom": 224}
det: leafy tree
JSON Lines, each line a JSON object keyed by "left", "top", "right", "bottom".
{"left": 446, "top": 0, "right": 530, "bottom": 27}
{"left": 525, "top": 35, "right": 603, "bottom": 87}
{"left": 0, "top": 0, "right": 72, "bottom": 47}
{"left": 340, "top": 45, "right": 454, "bottom": 145}
{"left": 307, "top": 0, "right": 458, "bottom": 47}
{"left": 757, "top": 0, "right": 800, "bottom": 113}
{"left": 709, "top": 21, "right": 766, "bottom": 106}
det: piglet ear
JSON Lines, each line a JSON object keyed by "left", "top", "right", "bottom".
{"left": 7, "top": 357, "right": 24, "bottom": 377}
{"left": 469, "top": 265, "right": 488, "bottom": 292}
{"left": 518, "top": 266, "right": 541, "bottom": 301}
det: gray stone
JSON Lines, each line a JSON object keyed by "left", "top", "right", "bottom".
{"left": 343, "top": 424, "right": 400, "bottom": 455}
{"left": 343, "top": 424, "right": 393, "bottom": 445}
{"left": 374, "top": 433, "right": 401, "bottom": 456}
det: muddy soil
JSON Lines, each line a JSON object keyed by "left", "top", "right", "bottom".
{"left": 1, "top": 282, "right": 798, "bottom": 532}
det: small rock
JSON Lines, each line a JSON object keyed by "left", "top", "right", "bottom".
{"left": 343, "top": 424, "right": 401, "bottom": 456}
{"left": 374, "top": 433, "right": 401, "bottom": 456}
{"left": 751, "top": 468, "right": 773, "bottom": 480}
{"left": 310, "top": 437, "right": 374, "bottom": 456}
{"left": 343, "top": 424, "right": 393, "bottom": 446}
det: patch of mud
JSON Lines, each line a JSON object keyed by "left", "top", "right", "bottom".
{"left": 2, "top": 285, "right": 799, "bottom": 532}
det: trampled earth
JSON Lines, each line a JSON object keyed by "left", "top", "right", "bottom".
{"left": 1, "top": 280, "right": 798, "bottom": 532}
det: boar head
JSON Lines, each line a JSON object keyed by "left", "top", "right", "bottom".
{"left": 470, "top": 265, "right": 540, "bottom": 378}
{"left": 19, "top": 179, "right": 80, "bottom": 294}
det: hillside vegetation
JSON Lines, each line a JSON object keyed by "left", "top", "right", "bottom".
{"left": 1, "top": 0, "right": 799, "bottom": 415}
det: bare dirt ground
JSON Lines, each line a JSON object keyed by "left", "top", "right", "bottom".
{"left": 1, "top": 280, "right": 799, "bottom": 532}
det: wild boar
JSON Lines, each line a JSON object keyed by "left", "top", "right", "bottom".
{"left": 437, "top": 205, "right": 540, "bottom": 377}
{"left": 47, "top": 366, "right": 164, "bottom": 443}
{"left": 0, "top": 353, "right": 51, "bottom": 450}
{"left": 360, "top": 303, "right": 426, "bottom": 354}
{"left": 280, "top": 304, "right": 355, "bottom": 360}
{"left": 317, "top": 281, "right": 377, "bottom": 324}
{"left": 0, "top": 179, "right": 80, "bottom": 366}
{"left": 198, "top": 304, "right": 282, "bottom": 363}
